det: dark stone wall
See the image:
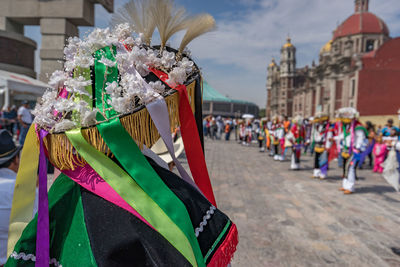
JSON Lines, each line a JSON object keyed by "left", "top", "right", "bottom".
{"left": 0, "top": 36, "right": 35, "bottom": 69}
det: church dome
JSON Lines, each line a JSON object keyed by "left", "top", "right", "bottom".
{"left": 320, "top": 40, "right": 332, "bottom": 54}
{"left": 282, "top": 37, "right": 294, "bottom": 48}
{"left": 333, "top": 12, "right": 389, "bottom": 40}
{"left": 269, "top": 58, "right": 276, "bottom": 67}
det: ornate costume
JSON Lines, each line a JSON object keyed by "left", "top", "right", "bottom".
{"left": 311, "top": 114, "right": 332, "bottom": 179}
{"left": 6, "top": 1, "right": 238, "bottom": 266}
{"left": 271, "top": 118, "right": 285, "bottom": 161}
{"left": 287, "top": 117, "right": 304, "bottom": 170}
{"left": 337, "top": 108, "right": 368, "bottom": 194}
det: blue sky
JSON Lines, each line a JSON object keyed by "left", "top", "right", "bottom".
{"left": 25, "top": 0, "right": 400, "bottom": 107}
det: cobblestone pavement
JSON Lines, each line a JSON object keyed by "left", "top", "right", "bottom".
{"left": 198, "top": 139, "right": 400, "bottom": 267}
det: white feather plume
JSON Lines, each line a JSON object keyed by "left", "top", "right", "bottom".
{"left": 111, "top": 0, "right": 156, "bottom": 45}
{"left": 150, "top": 0, "right": 190, "bottom": 51}
{"left": 178, "top": 14, "right": 216, "bottom": 54}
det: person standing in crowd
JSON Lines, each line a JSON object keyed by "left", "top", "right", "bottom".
{"left": 383, "top": 128, "right": 398, "bottom": 153}
{"left": 17, "top": 101, "right": 33, "bottom": 145}
{"left": 265, "top": 119, "right": 272, "bottom": 152}
{"left": 288, "top": 116, "right": 305, "bottom": 170}
{"left": 283, "top": 116, "right": 291, "bottom": 134}
{"left": 211, "top": 117, "right": 217, "bottom": 140}
{"left": 0, "top": 130, "right": 22, "bottom": 265}
{"left": 381, "top": 119, "right": 399, "bottom": 136}
{"left": 337, "top": 108, "right": 368, "bottom": 194}
{"left": 216, "top": 116, "right": 224, "bottom": 140}
{"left": 376, "top": 125, "right": 382, "bottom": 136}
{"left": 373, "top": 136, "right": 387, "bottom": 173}
{"left": 271, "top": 116, "right": 285, "bottom": 161}
{"left": 239, "top": 120, "right": 246, "bottom": 144}
{"left": 311, "top": 113, "right": 333, "bottom": 179}
{"left": 225, "top": 118, "right": 232, "bottom": 141}
{"left": 1, "top": 106, "right": 17, "bottom": 135}
{"left": 203, "top": 117, "right": 208, "bottom": 138}
{"left": 359, "top": 121, "right": 376, "bottom": 169}
{"left": 245, "top": 121, "right": 252, "bottom": 146}
{"left": 257, "top": 119, "right": 266, "bottom": 152}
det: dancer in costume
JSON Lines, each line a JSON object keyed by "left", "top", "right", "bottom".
{"left": 337, "top": 108, "right": 368, "bottom": 194}
{"left": 271, "top": 116, "right": 285, "bottom": 161}
{"left": 258, "top": 118, "right": 267, "bottom": 152}
{"left": 6, "top": 1, "right": 238, "bottom": 266}
{"left": 311, "top": 113, "right": 332, "bottom": 179}
{"left": 287, "top": 116, "right": 305, "bottom": 170}
{"left": 373, "top": 136, "right": 387, "bottom": 173}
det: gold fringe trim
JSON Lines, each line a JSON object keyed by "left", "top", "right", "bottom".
{"left": 43, "top": 84, "right": 195, "bottom": 170}
{"left": 186, "top": 81, "right": 196, "bottom": 113}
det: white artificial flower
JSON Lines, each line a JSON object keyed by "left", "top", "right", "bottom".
{"left": 32, "top": 89, "right": 59, "bottom": 129}
{"left": 114, "top": 23, "right": 132, "bottom": 40}
{"left": 145, "top": 49, "right": 162, "bottom": 68}
{"left": 161, "top": 51, "right": 176, "bottom": 69}
{"left": 54, "top": 119, "right": 76, "bottom": 132}
{"left": 73, "top": 53, "right": 95, "bottom": 69}
{"left": 178, "top": 57, "right": 194, "bottom": 74}
{"left": 167, "top": 67, "right": 186, "bottom": 86}
{"left": 64, "top": 76, "right": 92, "bottom": 96}
{"left": 109, "top": 96, "right": 130, "bottom": 114}
{"left": 81, "top": 109, "right": 98, "bottom": 126}
{"left": 149, "top": 81, "right": 166, "bottom": 94}
{"left": 86, "top": 28, "right": 118, "bottom": 51}
{"left": 53, "top": 98, "right": 76, "bottom": 113}
{"left": 48, "top": 70, "right": 68, "bottom": 88}
{"left": 105, "top": 81, "right": 122, "bottom": 95}
{"left": 64, "top": 37, "right": 80, "bottom": 61}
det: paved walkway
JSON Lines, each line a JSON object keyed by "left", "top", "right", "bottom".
{"left": 200, "top": 139, "right": 400, "bottom": 267}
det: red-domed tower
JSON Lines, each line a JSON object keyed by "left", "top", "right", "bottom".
{"left": 331, "top": 0, "right": 389, "bottom": 55}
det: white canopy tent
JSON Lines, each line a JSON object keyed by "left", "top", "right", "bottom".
{"left": 0, "top": 70, "right": 50, "bottom": 109}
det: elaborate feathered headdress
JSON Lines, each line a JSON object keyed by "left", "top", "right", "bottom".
{"left": 7, "top": 2, "right": 232, "bottom": 266}
{"left": 336, "top": 107, "right": 358, "bottom": 123}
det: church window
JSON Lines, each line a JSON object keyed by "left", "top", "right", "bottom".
{"left": 356, "top": 38, "right": 359, "bottom": 52}
{"left": 366, "top": 40, "right": 374, "bottom": 52}
{"left": 288, "top": 51, "right": 291, "bottom": 59}
{"left": 351, "top": 79, "right": 356, "bottom": 97}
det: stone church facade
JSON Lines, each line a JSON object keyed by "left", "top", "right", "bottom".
{"left": 266, "top": 0, "right": 400, "bottom": 124}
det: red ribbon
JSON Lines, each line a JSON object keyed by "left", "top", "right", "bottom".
{"left": 149, "top": 68, "right": 216, "bottom": 206}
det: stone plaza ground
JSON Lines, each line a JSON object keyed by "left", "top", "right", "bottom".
{"left": 199, "top": 139, "right": 400, "bottom": 267}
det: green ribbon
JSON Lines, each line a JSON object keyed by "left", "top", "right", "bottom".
{"left": 94, "top": 46, "right": 119, "bottom": 121}
{"left": 65, "top": 128, "right": 198, "bottom": 266}
{"left": 97, "top": 118, "right": 205, "bottom": 267}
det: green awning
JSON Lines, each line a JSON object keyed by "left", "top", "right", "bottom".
{"left": 202, "top": 81, "right": 231, "bottom": 102}
{"left": 202, "top": 81, "right": 256, "bottom": 106}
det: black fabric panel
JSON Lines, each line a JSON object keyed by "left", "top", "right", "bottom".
{"left": 146, "top": 157, "right": 231, "bottom": 258}
{"left": 203, "top": 222, "right": 233, "bottom": 264}
{"left": 80, "top": 187, "right": 191, "bottom": 267}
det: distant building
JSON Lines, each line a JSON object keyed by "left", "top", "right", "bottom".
{"left": 202, "top": 81, "right": 259, "bottom": 118}
{"left": 266, "top": 0, "right": 400, "bottom": 124}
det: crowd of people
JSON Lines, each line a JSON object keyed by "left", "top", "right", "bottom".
{"left": 0, "top": 101, "right": 33, "bottom": 146}
{"left": 205, "top": 107, "right": 400, "bottom": 194}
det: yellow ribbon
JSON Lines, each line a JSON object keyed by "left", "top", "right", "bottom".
{"left": 7, "top": 125, "right": 39, "bottom": 256}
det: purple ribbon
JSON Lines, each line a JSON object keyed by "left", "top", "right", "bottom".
{"left": 36, "top": 129, "right": 49, "bottom": 267}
